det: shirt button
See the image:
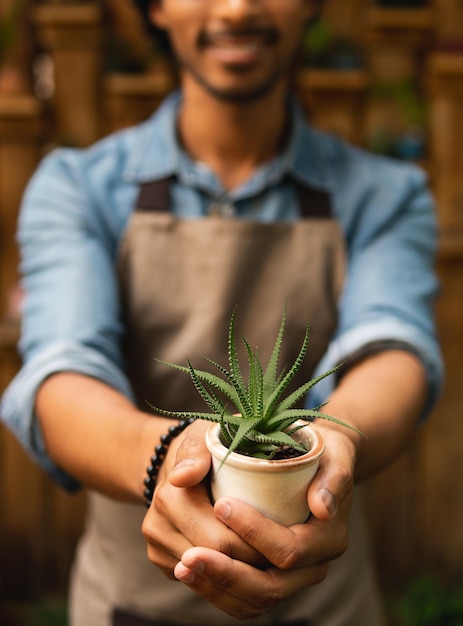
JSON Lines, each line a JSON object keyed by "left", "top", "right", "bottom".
{"left": 208, "top": 202, "right": 236, "bottom": 218}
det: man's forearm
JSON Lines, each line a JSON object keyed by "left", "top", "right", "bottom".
{"left": 36, "top": 372, "right": 174, "bottom": 501}
{"left": 320, "top": 350, "right": 428, "bottom": 481}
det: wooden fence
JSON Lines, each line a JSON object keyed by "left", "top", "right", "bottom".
{"left": 1, "top": 0, "right": 463, "bottom": 605}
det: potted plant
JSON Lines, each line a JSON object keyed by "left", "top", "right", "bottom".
{"left": 151, "top": 306, "right": 363, "bottom": 526}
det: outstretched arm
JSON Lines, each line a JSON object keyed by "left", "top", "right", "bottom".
{"left": 36, "top": 372, "right": 166, "bottom": 501}
{"left": 36, "top": 372, "right": 263, "bottom": 570}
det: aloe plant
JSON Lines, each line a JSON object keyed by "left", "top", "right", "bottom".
{"left": 150, "top": 305, "right": 363, "bottom": 465}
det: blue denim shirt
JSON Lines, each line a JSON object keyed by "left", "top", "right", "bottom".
{"left": 1, "top": 92, "right": 443, "bottom": 490}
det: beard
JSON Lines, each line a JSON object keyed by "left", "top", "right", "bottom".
{"left": 176, "top": 45, "right": 297, "bottom": 105}
{"left": 185, "top": 65, "right": 286, "bottom": 104}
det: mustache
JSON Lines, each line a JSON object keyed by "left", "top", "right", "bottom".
{"left": 199, "top": 27, "right": 279, "bottom": 47}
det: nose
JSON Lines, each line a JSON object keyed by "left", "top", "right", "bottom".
{"left": 214, "top": 0, "right": 262, "bottom": 23}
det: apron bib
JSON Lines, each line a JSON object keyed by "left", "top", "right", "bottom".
{"left": 68, "top": 178, "right": 386, "bottom": 626}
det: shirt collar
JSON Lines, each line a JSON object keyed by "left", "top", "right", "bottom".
{"left": 123, "top": 90, "right": 333, "bottom": 194}
{"left": 123, "top": 90, "right": 182, "bottom": 182}
{"left": 284, "top": 98, "right": 333, "bottom": 192}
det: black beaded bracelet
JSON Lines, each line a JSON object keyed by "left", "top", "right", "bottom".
{"left": 144, "top": 417, "right": 195, "bottom": 508}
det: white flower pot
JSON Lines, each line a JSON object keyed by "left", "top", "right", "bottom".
{"left": 205, "top": 421, "right": 325, "bottom": 526}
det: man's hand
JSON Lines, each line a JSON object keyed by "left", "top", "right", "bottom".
{"left": 142, "top": 420, "right": 267, "bottom": 579}
{"left": 143, "top": 421, "right": 356, "bottom": 619}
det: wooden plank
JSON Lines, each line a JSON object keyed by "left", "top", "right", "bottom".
{"left": 419, "top": 254, "right": 463, "bottom": 579}
{"left": 32, "top": 3, "right": 104, "bottom": 146}
{"left": 368, "top": 7, "right": 435, "bottom": 31}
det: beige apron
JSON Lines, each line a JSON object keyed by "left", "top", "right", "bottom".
{"left": 68, "top": 178, "right": 386, "bottom": 626}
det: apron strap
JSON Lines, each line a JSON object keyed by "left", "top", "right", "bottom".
{"left": 134, "top": 177, "right": 332, "bottom": 219}
{"left": 295, "top": 182, "right": 332, "bottom": 219}
{"left": 135, "top": 177, "right": 173, "bottom": 212}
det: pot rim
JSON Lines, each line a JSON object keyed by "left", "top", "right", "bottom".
{"left": 205, "top": 420, "right": 325, "bottom": 472}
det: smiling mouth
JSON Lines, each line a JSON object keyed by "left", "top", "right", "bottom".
{"left": 200, "top": 29, "right": 278, "bottom": 63}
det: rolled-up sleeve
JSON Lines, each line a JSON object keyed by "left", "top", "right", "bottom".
{"left": 308, "top": 154, "right": 444, "bottom": 419}
{"left": 0, "top": 148, "right": 134, "bottom": 490}
{"left": 1, "top": 342, "right": 134, "bottom": 490}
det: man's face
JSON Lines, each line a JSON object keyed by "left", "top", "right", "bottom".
{"left": 150, "top": 0, "right": 317, "bottom": 104}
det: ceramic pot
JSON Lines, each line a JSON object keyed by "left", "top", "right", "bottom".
{"left": 205, "top": 421, "right": 325, "bottom": 526}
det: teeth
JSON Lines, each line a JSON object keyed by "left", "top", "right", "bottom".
{"left": 208, "top": 38, "right": 263, "bottom": 54}
{"left": 202, "top": 31, "right": 273, "bottom": 62}
{"left": 215, "top": 41, "right": 260, "bottom": 51}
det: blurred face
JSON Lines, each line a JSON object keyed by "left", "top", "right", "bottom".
{"left": 150, "top": 0, "right": 316, "bottom": 103}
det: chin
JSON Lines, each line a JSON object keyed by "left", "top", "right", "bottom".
{"left": 209, "top": 86, "right": 276, "bottom": 104}
{"left": 185, "top": 62, "right": 285, "bottom": 104}
{"left": 204, "top": 76, "right": 285, "bottom": 104}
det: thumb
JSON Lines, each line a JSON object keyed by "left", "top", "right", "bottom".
{"left": 168, "top": 420, "right": 211, "bottom": 488}
{"left": 308, "top": 483, "right": 339, "bottom": 521}
{"left": 307, "top": 432, "right": 355, "bottom": 521}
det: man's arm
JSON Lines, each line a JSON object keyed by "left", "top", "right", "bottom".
{"left": 36, "top": 373, "right": 166, "bottom": 502}
{"left": 35, "top": 371, "right": 264, "bottom": 570}
{"left": 316, "top": 348, "right": 428, "bottom": 484}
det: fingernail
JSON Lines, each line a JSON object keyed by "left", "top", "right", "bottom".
{"left": 215, "top": 499, "right": 232, "bottom": 520}
{"left": 175, "top": 567, "right": 195, "bottom": 584}
{"left": 190, "top": 559, "right": 205, "bottom": 574}
{"left": 319, "top": 488, "right": 337, "bottom": 516}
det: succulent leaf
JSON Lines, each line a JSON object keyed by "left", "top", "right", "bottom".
{"left": 274, "top": 363, "right": 343, "bottom": 414}
{"left": 219, "top": 415, "right": 261, "bottom": 467}
{"left": 155, "top": 358, "right": 240, "bottom": 405}
{"left": 151, "top": 306, "right": 365, "bottom": 462}
{"left": 262, "top": 301, "right": 286, "bottom": 397}
{"left": 262, "top": 321, "right": 310, "bottom": 419}
{"left": 227, "top": 309, "right": 253, "bottom": 417}
{"left": 272, "top": 408, "right": 365, "bottom": 437}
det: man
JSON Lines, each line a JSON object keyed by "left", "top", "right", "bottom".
{"left": 1, "top": 1, "right": 443, "bottom": 625}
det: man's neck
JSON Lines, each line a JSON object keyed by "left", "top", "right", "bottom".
{"left": 177, "top": 79, "right": 290, "bottom": 191}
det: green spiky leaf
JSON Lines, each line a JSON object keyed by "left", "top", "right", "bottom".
{"left": 149, "top": 305, "right": 365, "bottom": 463}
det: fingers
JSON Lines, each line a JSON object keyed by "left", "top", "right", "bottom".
{"left": 214, "top": 496, "right": 349, "bottom": 570}
{"left": 142, "top": 482, "right": 205, "bottom": 577}
{"left": 210, "top": 428, "right": 356, "bottom": 573}
{"left": 147, "top": 423, "right": 354, "bottom": 617}
{"left": 174, "top": 547, "right": 328, "bottom": 620}
{"left": 142, "top": 422, "right": 214, "bottom": 577}
{"left": 168, "top": 420, "right": 212, "bottom": 488}
{"left": 142, "top": 421, "right": 266, "bottom": 575}
{"left": 307, "top": 427, "right": 356, "bottom": 522}
{"left": 147, "top": 423, "right": 355, "bottom": 617}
